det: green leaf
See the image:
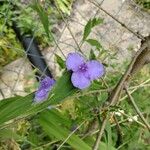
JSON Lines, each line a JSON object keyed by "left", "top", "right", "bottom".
{"left": 39, "top": 110, "right": 91, "bottom": 150}
{"left": 50, "top": 71, "right": 77, "bottom": 104}
{"left": 83, "top": 19, "right": 92, "bottom": 41}
{"left": 31, "top": 1, "right": 51, "bottom": 40}
{"left": 55, "top": 54, "right": 65, "bottom": 69}
{"left": 55, "top": 0, "right": 73, "bottom": 15}
{"left": 0, "top": 94, "right": 33, "bottom": 125}
{"left": 89, "top": 49, "right": 96, "bottom": 60}
{"left": 86, "top": 39, "right": 102, "bottom": 50}
{"left": 92, "top": 17, "right": 104, "bottom": 27}
{"left": 0, "top": 129, "right": 23, "bottom": 140}
{"left": 0, "top": 71, "right": 77, "bottom": 126}
{"left": 105, "top": 120, "right": 113, "bottom": 149}
{"left": 83, "top": 17, "right": 103, "bottom": 41}
{"left": 84, "top": 136, "right": 116, "bottom": 150}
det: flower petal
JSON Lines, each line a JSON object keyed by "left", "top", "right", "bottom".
{"left": 71, "top": 72, "right": 91, "bottom": 89}
{"left": 86, "top": 60, "right": 105, "bottom": 80}
{"left": 34, "top": 76, "right": 55, "bottom": 103}
{"left": 66, "top": 53, "right": 85, "bottom": 71}
{"left": 39, "top": 77, "right": 55, "bottom": 91}
{"left": 34, "top": 89, "right": 48, "bottom": 103}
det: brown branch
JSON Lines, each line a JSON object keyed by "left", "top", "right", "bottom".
{"left": 124, "top": 86, "right": 150, "bottom": 131}
{"left": 92, "top": 35, "right": 150, "bottom": 150}
{"left": 93, "top": 115, "right": 108, "bottom": 150}
{"left": 113, "top": 115, "right": 123, "bottom": 147}
{"left": 130, "top": 36, "right": 150, "bottom": 76}
{"left": 108, "top": 38, "right": 149, "bottom": 106}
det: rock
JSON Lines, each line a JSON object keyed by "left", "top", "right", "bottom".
{"left": 42, "top": 0, "right": 150, "bottom": 75}
{"left": 0, "top": 58, "right": 36, "bottom": 100}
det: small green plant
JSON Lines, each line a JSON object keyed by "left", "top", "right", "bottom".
{"left": 0, "top": 0, "right": 74, "bottom": 68}
{"left": 0, "top": 3, "right": 23, "bottom": 67}
{"left": 135, "top": 0, "right": 150, "bottom": 12}
{"left": 55, "top": 0, "right": 74, "bottom": 15}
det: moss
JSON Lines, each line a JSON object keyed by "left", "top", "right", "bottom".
{"left": 0, "top": 21, "right": 23, "bottom": 68}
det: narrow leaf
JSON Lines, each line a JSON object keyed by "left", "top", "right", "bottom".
{"left": 83, "top": 19, "right": 92, "bottom": 41}
{"left": 0, "top": 94, "right": 33, "bottom": 125}
{"left": 92, "top": 17, "right": 103, "bottom": 27}
{"left": 0, "top": 129, "right": 23, "bottom": 140}
{"left": 84, "top": 136, "right": 116, "bottom": 150}
{"left": 86, "top": 38, "right": 102, "bottom": 50}
{"left": 89, "top": 49, "right": 96, "bottom": 60}
{"left": 39, "top": 110, "right": 91, "bottom": 150}
{"left": 31, "top": 1, "right": 51, "bottom": 40}
{"left": 83, "top": 17, "right": 103, "bottom": 41}
{"left": 105, "top": 120, "right": 113, "bottom": 149}
{"left": 55, "top": 0, "right": 72, "bottom": 15}
{"left": 55, "top": 54, "right": 65, "bottom": 69}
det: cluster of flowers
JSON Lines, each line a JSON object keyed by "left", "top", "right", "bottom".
{"left": 34, "top": 52, "right": 105, "bottom": 103}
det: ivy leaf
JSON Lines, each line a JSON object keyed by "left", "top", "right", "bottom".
{"left": 55, "top": 54, "right": 65, "bottom": 69}
{"left": 83, "top": 17, "right": 103, "bottom": 41}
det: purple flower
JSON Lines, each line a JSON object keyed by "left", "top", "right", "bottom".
{"left": 66, "top": 52, "right": 105, "bottom": 89}
{"left": 34, "top": 76, "right": 55, "bottom": 103}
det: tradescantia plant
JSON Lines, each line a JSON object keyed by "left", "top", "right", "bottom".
{"left": 0, "top": 11, "right": 108, "bottom": 148}
{"left": 0, "top": 1, "right": 149, "bottom": 150}
{"left": 34, "top": 52, "right": 105, "bottom": 103}
{"left": 34, "top": 77, "right": 56, "bottom": 103}
{"left": 66, "top": 52, "right": 105, "bottom": 89}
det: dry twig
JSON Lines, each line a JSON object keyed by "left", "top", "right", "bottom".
{"left": 124, "top": 86, "right": 150, "bottom": 131}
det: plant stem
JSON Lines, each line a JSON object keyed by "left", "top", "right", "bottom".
{"left": 92, "top": 115, "right": 108, "bottom": 150}
{"left": 124, "top": 86, "right": 150, "bottom": 131}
